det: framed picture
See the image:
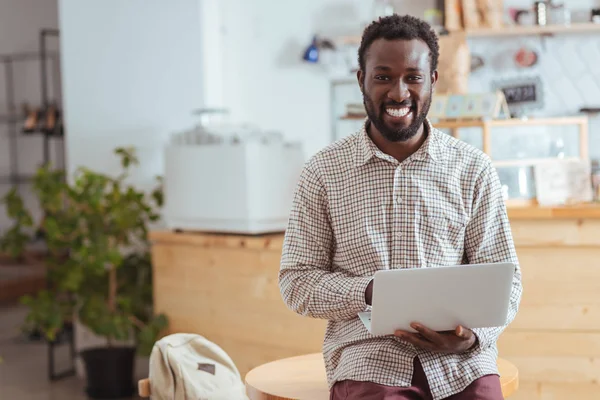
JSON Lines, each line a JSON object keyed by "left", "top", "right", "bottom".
{"left": 444, "top": 94, "right": 466, "bottom": 118}
{"left": 429, "top": 92, "right": 509, "bottom": 120}
{"left": 429, "top": 95, "right": 448, "bottom": 119}
{"left": 492, "top": 76, "right": 544, "bottom": 117}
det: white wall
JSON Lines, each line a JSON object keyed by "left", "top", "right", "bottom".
{"left": 208, "top": 0, "right": 600, "bottom": 203}
{"left": 0, "top": 0, "right": 59, "bottom": 53}
{"left": 58, "top": 0, "right": 205, "bottom": 191}
{"left": 211, "top": 0, "right": 600, "bottom": 161}
{"left": 213, "top": 0, "right": 438, "bottom": 158}
{"left": 0, "top": 0, "right": 60, "bottom": 233}
{"left": 58, "top": 0, "right": 208, "bottom": 377}
{"left": 57, "top": 0, "right": 439, "bottom": 179}
{"left": 217, "top": 0, "right": 351, "bottom": 157}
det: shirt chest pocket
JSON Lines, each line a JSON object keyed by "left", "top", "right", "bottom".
{"left": 416, "top": 215, "right": 467, "bottom": 267}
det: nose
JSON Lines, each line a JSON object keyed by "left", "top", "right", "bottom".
{"left": 388, "top": 80, "right": 410, "bottom": 103}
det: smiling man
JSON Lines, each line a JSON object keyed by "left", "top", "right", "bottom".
{"left": 279, "top": 15, "right": 522, "bottom": 400}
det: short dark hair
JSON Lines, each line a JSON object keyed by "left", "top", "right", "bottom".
{"left": 358, "top": 14, "right": 440, "bottom": 74}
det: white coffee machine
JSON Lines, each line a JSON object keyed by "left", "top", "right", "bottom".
{"left": 163, "top": 114, "right": 305, "bottom": 234}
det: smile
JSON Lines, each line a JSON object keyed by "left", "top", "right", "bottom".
{"left": 385, "top": 107, "right": 412, "bottom": 118}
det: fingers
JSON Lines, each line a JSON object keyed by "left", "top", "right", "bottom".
{"left": 410, "top": 323, "right": 443, "bottom": 345}
{"left": 394, "top": 324, "right": 475, "bottom": 354}
{"left": 394, "top": 331, "right": 437, "bottom": 352}
{"left": 455, "top": 325, "right": 474, "bottom": 340}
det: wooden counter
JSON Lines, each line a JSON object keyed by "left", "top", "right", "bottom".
{"left": 150, "top": 204, "right": 600, "bottom": 399}
{"left": 150, "top": 230, "right": 327, "bottom": 377}
{"left": 507, "top": 203, "right": 600, "bottom": 220}
{"left": 497, "top": 204, "right": 600, "bottom": 399}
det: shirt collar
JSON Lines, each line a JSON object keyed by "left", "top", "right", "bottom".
{"left": 354, "top": 118, "right": 447, "bottom": 167}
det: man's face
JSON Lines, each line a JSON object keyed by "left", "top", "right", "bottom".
{"left": 358, "top": 38, "right": 438, "bottom": 142}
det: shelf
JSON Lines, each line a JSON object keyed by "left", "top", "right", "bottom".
{"left": 21, "top": 131, "right": 65, "bottom": 138}
{"left": 465, "top": 23, "right": 600, "bottom": 37}
{"left": 0, "top": 115, "right": 18, "bottom": 124}
{"left": 0, "top": 175, "right": 35, "bottom": 184}
{"left": 493, "top": 157, "right": 580, "bottom": 168}
{"left": 486, "top": 116, "right": 587, "bottom": 126}
{"left": 335, "top": 115, "right": 589, "bottom": 165}
{"left": 340, "top": 115, "right": 366, "bottom": 121}
{"left": 0, "top": 51, "right": 59, "bottom": 63}
{"left": 338, "top": 23, "right": 600, "bottom": 44}
{"left": 434, "top": 116, "right": 588, "bottom": 129}
{"left": 434, "top": 119, "right": 494, "bottom": 129}
{"left": 339, "top": 116, "right": 588, "bottom": 127}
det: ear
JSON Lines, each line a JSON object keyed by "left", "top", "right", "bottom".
{"left": 431, "top": 70, "right": 439, "bottom": 92}
{"left": 357, "top": 69, "right": 364, "bottom": 93}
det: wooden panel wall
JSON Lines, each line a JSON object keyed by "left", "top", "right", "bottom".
{"left": 151, "top": 216, "right": 600, "bottom": 398}
{"left": 498, "top": 219, "right": 600, "bottom": 399}
{"left": 151, "top": 235, "right": 326, "bottom": 377}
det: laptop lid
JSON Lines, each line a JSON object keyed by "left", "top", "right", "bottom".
{"left": 368, "top": 262, "right": 515, "bottom": 336}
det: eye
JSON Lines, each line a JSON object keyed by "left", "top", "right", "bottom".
{"left": 374, "top": 75, "right": 391, "bottom": 81}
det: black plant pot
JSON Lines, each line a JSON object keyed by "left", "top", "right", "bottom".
{"left": 80, "top": 347, "right": 136, "bottom": 399}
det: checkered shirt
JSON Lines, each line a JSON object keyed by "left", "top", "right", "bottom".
{"left": 279, "top": 119, "right": 523, "bottom": 400}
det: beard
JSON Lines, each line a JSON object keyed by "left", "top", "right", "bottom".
{"left": 363, "top": 88, "right": 432, "bottom": 142}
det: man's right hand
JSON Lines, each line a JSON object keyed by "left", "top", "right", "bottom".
{"left": 365, "top": 280, "right": 374, "bottom": 305}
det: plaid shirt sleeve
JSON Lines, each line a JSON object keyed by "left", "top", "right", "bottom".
{"left": 465, "top": 162, "right": 523, "bottom": 350}
{"left": 279, "top": 163, "right": 373, "bottom": 321}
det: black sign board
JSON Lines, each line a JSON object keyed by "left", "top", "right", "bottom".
{"left": 492, "top": 76, "right": 544, "bottom": 115}
{"left": 501, "top": 83, "right": 537, "bottom": 105}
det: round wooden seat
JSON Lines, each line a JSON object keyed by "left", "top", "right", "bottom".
{"left": 245, "top": 353, "right": 519, "bottom": 399}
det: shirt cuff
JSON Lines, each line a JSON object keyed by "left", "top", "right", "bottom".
{"left": 470, "top": 328, "right": 489, "bottom": 353}
{"left": 349, "top": 277, "right": 374, "bottom": 314}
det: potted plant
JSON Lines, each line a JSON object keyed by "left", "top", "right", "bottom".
{"left": 0, "top": 188, "right": 34, "bottom": 264}
{"left": 1, "top": 147, "right": 168, "bottom": 398}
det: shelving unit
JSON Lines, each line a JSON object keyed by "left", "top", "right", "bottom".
{"left": 0, "top": 29, "right": 73, "bottom": 384}
{"left": 338, "top": 22, "right": 600, "bottom": 44}
{"left": 436, "top": 116, "right": 589, "bottom": 164}
{"left": 0, "top": 29, "right": 64, "bottom": 187}
{"left": 464, "top": 22, "right": 600, "bottom": 37}
{"left": 330, "top": 78, "right": 358, "bottom": 142}
{"left": 338, "top": 114, "right": 589, "bottom": 168}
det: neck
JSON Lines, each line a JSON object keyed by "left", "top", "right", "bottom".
{"left": 367, "top": 121, "right": 428, "bottom": 163}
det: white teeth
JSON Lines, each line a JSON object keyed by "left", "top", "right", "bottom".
{"left": 386, "top": 107, "right": 410, "bottom": 117}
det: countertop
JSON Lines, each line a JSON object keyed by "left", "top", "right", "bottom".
{"left": 506, "top": 203, "right": 600, "bottom": 219}
{"left": 150, "top": 204, "right": 600, "bottom": 248}
{"left": 149, "top": 230, "right": 284, "bottom": 249}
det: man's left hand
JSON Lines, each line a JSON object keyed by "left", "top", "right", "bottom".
{"left": 394, "top": 323, "right": 477, "bottom": 354}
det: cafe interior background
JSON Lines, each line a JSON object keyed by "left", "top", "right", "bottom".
{"left": 1, "top": 0, "right": 600, "bottom": 399}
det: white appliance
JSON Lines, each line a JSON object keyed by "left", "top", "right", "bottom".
{"left": 164, "top": 127, "right": 305, "bottom": 234}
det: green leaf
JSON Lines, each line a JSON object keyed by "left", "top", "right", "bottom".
{"left": 136, "top": 314, "right": 169, "bottom": 356}
{"left": 0, "top": 187, "right": 35, "bottom": 259}
{"left": 18, "top": 290, "right": 72, "bottom": 342}
{"left": 62, "top": 265, "right": 84, "bottom": 292}
{"left": 11, "top": 146, "right": 168, "bottom": 352}
{"left": 115, "top": 147, "right": 139, "bottom": 169}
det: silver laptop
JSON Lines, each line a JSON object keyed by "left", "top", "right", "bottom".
{"left": 358, "top": 262, "right": 515, "bottom": 336}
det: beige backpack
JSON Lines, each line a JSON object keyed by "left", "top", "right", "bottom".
{"left": 149, "top": 333, "right": 248, "bottom": 400}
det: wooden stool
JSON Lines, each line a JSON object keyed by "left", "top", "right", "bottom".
{"left": 138, "top": 378, "right": 151, "bottom": 397}
{"left": 245, "top": 353, "right": 519, "bottom": 399}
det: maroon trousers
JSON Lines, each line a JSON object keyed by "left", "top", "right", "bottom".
{"left": 330, "top": 357, "right": 503, "bottom": 400}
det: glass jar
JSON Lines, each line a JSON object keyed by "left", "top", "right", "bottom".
{"left": 549, "top": 4, "right": 571, "bottom": 25}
